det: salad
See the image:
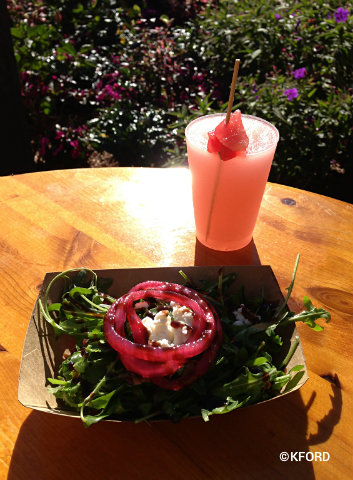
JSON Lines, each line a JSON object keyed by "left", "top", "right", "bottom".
{"left": 39, "top": 256, "right": 330, "bottom": 427}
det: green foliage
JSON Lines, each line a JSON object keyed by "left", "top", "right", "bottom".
{"left": 7, "top": 0, "right": 353, "bottom": 200}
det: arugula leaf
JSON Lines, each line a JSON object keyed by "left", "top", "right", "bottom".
{"left": 47, "top": 379, "right": 82, "bottom": 408}
{"left": 282, "top": 370, "right": 306, "bottom": 393}
{"left": 274, "top": 253, "right": 300, "bottom": 321}
{"left": 212, "top": 365, "right": 276, "bottom": 398}
{"left": 87, "top": 390, "right": 117, "bottom": 410}
{"left": 69, "top": 286, "right": 94, "bottom": 298}
{"left": 47, "top": 378, "right": 66, "bottom": 385}
{"left": 279, "top": 296, "right": 331, "bottom": 330}
{"left": 201, "top": 396, "right": 251, "bottom": 422}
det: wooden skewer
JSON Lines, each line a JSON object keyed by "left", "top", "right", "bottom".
{"left": 205, "top": 59, "right": 240, "bottom": 244}
{"left": 226, "top": 59, "right": 240, "bottom": 123}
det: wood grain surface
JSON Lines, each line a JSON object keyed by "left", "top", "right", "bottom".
{"left": 0, "top": 167, "right": 352, "bottom": 480}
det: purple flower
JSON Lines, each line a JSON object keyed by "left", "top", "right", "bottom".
{"left": 275, "top": 14, "right": 282, "bottom": 19}
{"left": 284, "top": 88, "right": 299, "bottom": 101}
{"left": 334, "top": 7, "right": 349, "bottom": 23}
{"left": 293, "top": 67, "right": 307, "bottom": 79}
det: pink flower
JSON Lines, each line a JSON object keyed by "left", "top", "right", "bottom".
{"left": 70, "top": 140, "right": 81, "bottom": 159}
{"left": 40, "top": 137, "right": 50, "bottom": 156}
{"left": 55, "top": 130, "right": 64, "bottom": 139}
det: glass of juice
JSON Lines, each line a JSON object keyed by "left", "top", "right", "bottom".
{"left": 185, "top": 113, "right": 279, "bottom": 251}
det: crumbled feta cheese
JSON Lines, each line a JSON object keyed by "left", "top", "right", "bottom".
{"left": 142, "top": 310, "right": 174, "bottom": 347}
{"left": 171, "top": 301, "right": 194, "bottom": 328}
{"left": 232, "top": 305, "right": 261, "bottom": 326}
{"left": 232, "top": 307, "right": 251, "bottom": 326}
{"left": 173, "top": 324, "right": 190, "bottom": 346}
{"left": 142, "top": 303, "right": 194, "bottom": 347}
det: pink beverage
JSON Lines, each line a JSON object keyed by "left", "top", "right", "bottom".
{"left": 185, "top": 113, "right": 279, "bottom": 251}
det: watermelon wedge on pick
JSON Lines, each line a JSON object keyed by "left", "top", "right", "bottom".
{"left": 207, "top": 110, "right": 249, "bottom": 161}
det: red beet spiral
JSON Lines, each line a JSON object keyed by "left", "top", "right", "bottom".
{"left": 104, "top": 281, "right": 222, "bottom": 390}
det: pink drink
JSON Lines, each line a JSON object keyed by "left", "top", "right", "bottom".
{"left": 185, "top": 113, "right": 279, "bottom": 251}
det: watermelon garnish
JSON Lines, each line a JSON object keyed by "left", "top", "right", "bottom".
{"left": 207, "top": 131, "right": 235, "bottom": 160}
{"left": 207, "top": 130, "right": 222, "bottom": 153}
{"left": 218, "top": 144, "right": 238, "bottom": 161}
{"left": 207, "top": 110, "right": 249, "bottom": 160}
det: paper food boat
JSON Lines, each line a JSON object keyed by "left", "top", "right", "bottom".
{"left": 18, "top": 265, "right": 308, "bottom": 421}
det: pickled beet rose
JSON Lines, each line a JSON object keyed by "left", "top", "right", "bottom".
{"left": 104, "top": 281, "right": 222, "bottom": 391}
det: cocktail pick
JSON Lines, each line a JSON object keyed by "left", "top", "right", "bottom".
{"left": 226, "top": 58, "right": 240, "bottom": 123}
{"left": 205, "top": 59, "right": 241, "bottom": 244}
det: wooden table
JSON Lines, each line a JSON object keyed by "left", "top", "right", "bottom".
{"left": 0, "top": 167, "right": 352, "bottom": 480}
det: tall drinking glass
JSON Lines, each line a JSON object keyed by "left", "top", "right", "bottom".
{"left": 185, "top": 113, "right": 279, "bottom": 251}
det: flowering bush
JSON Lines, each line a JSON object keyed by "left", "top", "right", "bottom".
{"left": 165, "top": 0, "right": 353, "bottom": 200}
{"left": 7, "top": 0, "right": 353, "bottom": 201}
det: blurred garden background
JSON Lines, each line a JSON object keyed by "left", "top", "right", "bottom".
{"left": 3, "top": 0, "right": 353, "bottom": 202}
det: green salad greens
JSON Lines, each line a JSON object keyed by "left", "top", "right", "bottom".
{"left": 39, "top": 255, "right": 330, "bottom": 427}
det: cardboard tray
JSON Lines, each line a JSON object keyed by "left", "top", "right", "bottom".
{"left": 18, "top": 265, "right": 308, "bottom": 420}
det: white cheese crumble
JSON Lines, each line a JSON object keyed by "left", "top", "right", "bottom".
{"left": 170, "top": 301, "right": 194, "bottom": 327}
{"left": 141, "top": 303, "right": 194, "bottom": 347}
{"left": 232, "top": 305, "right": 261, "bottom": 326}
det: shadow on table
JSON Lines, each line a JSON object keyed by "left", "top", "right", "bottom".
{"left": 306, "top": 374, "right": 343, "bottom": 446}
{"left": 9, "top": 386, "right": 345, "bottom": 480}
{"left": 194, "top": 238, "right": 261, "bottom": 266}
